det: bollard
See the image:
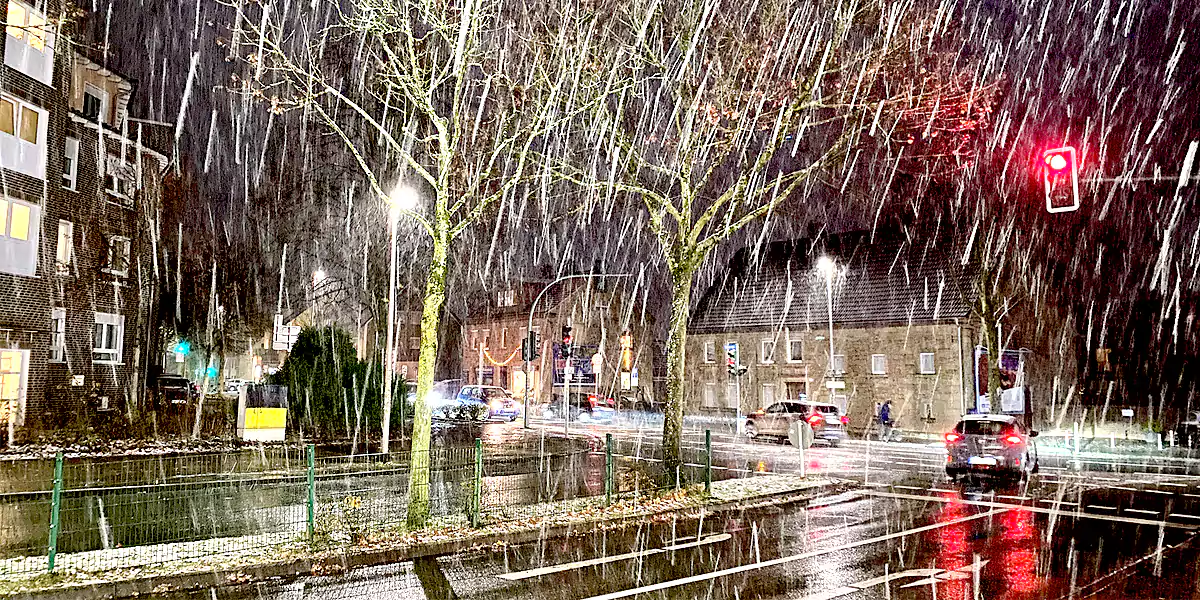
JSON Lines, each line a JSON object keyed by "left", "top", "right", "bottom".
{"left": 605, "top": 433, "right": 614, "bottom": 506}
{"left": 1158, "top": 432, "right": 1163, "bottom": 452}
{"left": 470, "top": 438, "right": 483, "bottom": 526}
{"left": 306, "top": 444, "right": 315, "bottom": 540}
{"left": 47, "top": 452, "right": 63, "bottom": 572}
{"left": 704, "top": 429, "right": 712, "bottom": 496}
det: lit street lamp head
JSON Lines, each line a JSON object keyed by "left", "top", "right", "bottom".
{"left": 389, "top": 184, "right": 420, "bottom": 216}
{"left": 817, "top": 256, "right": 836, "bottom": 278}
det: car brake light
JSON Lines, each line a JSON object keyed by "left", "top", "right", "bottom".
{"left": 840, "top": 415, "right": 849, "bottom": 425}
{"left": 944, "top": 432, "right": 962, "bottom": 444}
{"left": 807, "top": 413, "right": 823, "bottom": 426}
{"left": 1003, "top": 434, "right": 1023, "bottom": 445}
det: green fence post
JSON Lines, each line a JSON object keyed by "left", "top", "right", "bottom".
{"left": 605, "top": 433, "right": 614, "bottom": 506}
{"left": 47, "top": 451, "right": 63, "bottom": 572}
{"left": 306, "top": 444, "right": 315, "bottom": 541}
{"left": 705, "top": 429, "right": 712, "bottom": 496}
{"left": 470, "top": 438, "right": 483, "bottom": 527}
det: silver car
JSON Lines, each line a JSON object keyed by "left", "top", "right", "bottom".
{"left": 945, "top": 414, "right": 1039, "bottom": 480}
{"left": 745, "top": 400, "right": 848, "bottom": 447}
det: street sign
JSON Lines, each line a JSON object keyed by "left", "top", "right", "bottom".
{"left": 272, "top": 314, "right": 301, "bottom": 351}
{"left": 621, "top": 372, "right": 631, "bottom": 390}
{"left": 825, "top": 380, "right": 846, "bottom": 389}
{"left": 1121, "top": 408, "right": 1134, "bottom": 418}
{"left": 631, "top": 367, "right": 639, "bottom": 387}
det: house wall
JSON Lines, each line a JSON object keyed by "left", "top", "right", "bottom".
{"left": 687, "top": 321, "right": 977, "bottom": 436}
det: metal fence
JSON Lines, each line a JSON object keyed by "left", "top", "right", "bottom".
{"left": 0, "top": 432, "right": 732, "bottom": 579}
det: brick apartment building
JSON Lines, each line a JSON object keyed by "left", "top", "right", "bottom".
{"left": 461, "top": 279, "right": 658, "bottom": 408}
{"left": 687, "top": 235, "right": 981, "bottom": 437}
{"left": 0, "top": 1, "right": 167, "bottom": 443}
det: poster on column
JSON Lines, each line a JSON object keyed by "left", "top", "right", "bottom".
{"left": 974, "top": 347, "right": 1028, "bottom": 414}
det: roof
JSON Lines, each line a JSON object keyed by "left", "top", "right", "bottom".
{"left": 689, "top": 232, "right": 977, "bottom": 333}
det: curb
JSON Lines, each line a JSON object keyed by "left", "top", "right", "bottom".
{"left": 3, "top": 480, "right": 858, "bottom": 600}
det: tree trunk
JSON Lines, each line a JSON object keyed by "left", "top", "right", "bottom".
{"left": 407, "top": 230, "right": 449, "bottom": 529}
{"left": 661, "top": 266, "right": 692, "bottom": 479}
{"left": 978, "top": 274, "right": 1002, "bottom": 413}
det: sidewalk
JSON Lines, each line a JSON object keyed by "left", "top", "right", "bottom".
{"left": 0, "top": 474, "right": 853, "bottom": 599}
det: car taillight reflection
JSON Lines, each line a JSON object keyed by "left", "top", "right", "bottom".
{"left": 840, "top": 415, "right": 849, "bottom": 425}
{"left": 807, "top": 413, "right": 823, "bottom": 426}
{"left": 944, "top": 432, "right": 962, "bottom": 444}
{"left": 1003, "top": 434, "right": 1023, "bottom": 445}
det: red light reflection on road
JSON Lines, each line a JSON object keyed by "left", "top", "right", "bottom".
{"left": 1000, "top": 508, "right": 1039, "bottom": 595}
{"left": 934, "top": 492, "right": 971, "bottom": 598}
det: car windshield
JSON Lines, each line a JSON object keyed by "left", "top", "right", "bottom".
{"left": 482, "top": 388, "right": 508, "bottom": 400}
{"left": 959, "top": 420, "right": 1013, "bottom": 436}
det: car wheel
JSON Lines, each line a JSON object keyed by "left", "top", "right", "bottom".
{"left": 745, "top": 421, "right": 758, "bottom": 440}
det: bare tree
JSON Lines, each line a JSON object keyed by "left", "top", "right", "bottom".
{"left": 225, "top": 0, "right": 593, "bottom": 526}
{"left": 553, "top": 0, "right": 960, "bottom": 472}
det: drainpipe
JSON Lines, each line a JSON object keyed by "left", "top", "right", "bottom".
{"left": 955, "top": 318, "right": 966, "bottom": 416}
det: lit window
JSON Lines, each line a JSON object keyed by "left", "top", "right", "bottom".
{"left": 62, "top": 137, "right": 77, "bottom": 190}
{"left": 4, "top": 1, "right": 55, "bottom": 85}
{"left": 871, "top": 354, "right": 888, "bottom": 375}
{"left": 0, "top": 349, "right": 27, "bottom": 427}
{"left": 93, "top": 312, "right": 124, "bottom": 364}
{"left": 920, "top": 352, "right": 936, "bottom": 374}
{"left": 0, "top": 94, "right": 47, "bottom": 178}
{"left": 6, "top": 2, "right": 25, "bottom": 40}
{"left": 703, "top": 341, "right": 715, "bottom": 363}
{"left": 49, "top": 308, "right": 65, "bottom": 362}
{"left": 8, "top": 202, "right": 28, "bottom": 240}
{"left": 760, "top": 340, "right": 775, "bottom": 364}
{"left": 0, "top": 99, "right": 12, "bottom": 135}
{"left": 55, "top": 219, "right": 71, "bottom": 268}
{"left": 0, "top": 197, "right": 39, "bottom": 277}
{"left": 408, "top": 336, "right": 420, "bottom": 350}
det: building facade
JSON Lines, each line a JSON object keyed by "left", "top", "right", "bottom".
{"left": 686, "top": 235, "right": 979, "bottom": 437}
{"left": 461, "top": 280, "right": 657, "bottom": 408}
{"left": 0, "top": 2, "right": 167, "bottom": 443}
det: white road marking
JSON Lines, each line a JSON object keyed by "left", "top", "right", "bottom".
{"left": 1145, "top": 489, "right": 1174, "bottom": 495}
{"left": 577, "top": 510, "right": 1008, "bottom": 600}
{"left": 894, "top": 485, "right": 923, "bottom": 491}
{"left": 1086, "top": 505, "right": 1119, "bottom": 511}
{"left": 866, "top": 490, "right": 1198, "bottom": 530}
{"left": 1169, "top": 514, "right": 1200, "bottom": 520}
{"left": 996, "top": 495, "right": 1031, "bottom": 501}
{"left": 1039, "top": 499, "right": 1080, "bottom": 506}
{"left": 1125, "top": 508, "right": 1160, "bottom": 516}
{"left": 496, "top": 533, "right": 732, "bottom": 581}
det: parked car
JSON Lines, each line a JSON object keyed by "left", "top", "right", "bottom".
{"left": 616, "top": 389, "right": 661, "bottom": 413}
{"left": 543, "top": 392, "right": 616, "bottom": 423}
{"left": 455, "top": 385, "right": 522, "bottom": 421}
{"left": 223, "top": 378, "right": 250, "bottom": 395}
{"left": 155, "top": 375, "right": 194, "bottom": 405}
{"left": 745, "top": 400, "right": 848, "bottom": 447}
{"left": 945, "top": 414, "right": 1039, "bottom": 480}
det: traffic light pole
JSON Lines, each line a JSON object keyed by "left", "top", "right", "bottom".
{"left": 523, "top": 272, "right": 632, "bottom": 429}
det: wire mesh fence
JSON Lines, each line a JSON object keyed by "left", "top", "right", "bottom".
{"left": 0, "top": 430, "right": 746, "bottom": 579}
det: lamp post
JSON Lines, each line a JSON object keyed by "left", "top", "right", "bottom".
{"left": 817, "top": 256, "right": 837, "bottom": 389}
{"left": 523, "top": 273, "right": 632, "bottom": 430}
{"left": 381, "top": 184, "right": 419, "bottom": 455}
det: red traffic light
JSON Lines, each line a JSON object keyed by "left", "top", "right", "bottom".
{"left": 1042, "top": 146, "right": 1080, "bottom": 213}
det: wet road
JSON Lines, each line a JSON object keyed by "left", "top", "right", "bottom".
{"left": 193, "top": 425, "right": 1200, "bottom": 599}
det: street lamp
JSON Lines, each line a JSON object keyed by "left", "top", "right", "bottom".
{"left": 382, "top": 184, "right": 419, "bottom": 455}
{"left": 816, "top": 256, "right": 837, "bottom": 382}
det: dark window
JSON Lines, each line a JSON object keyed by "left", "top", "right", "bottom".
{"left": 83, "top": 92, "right": 102, "bottom": 122}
